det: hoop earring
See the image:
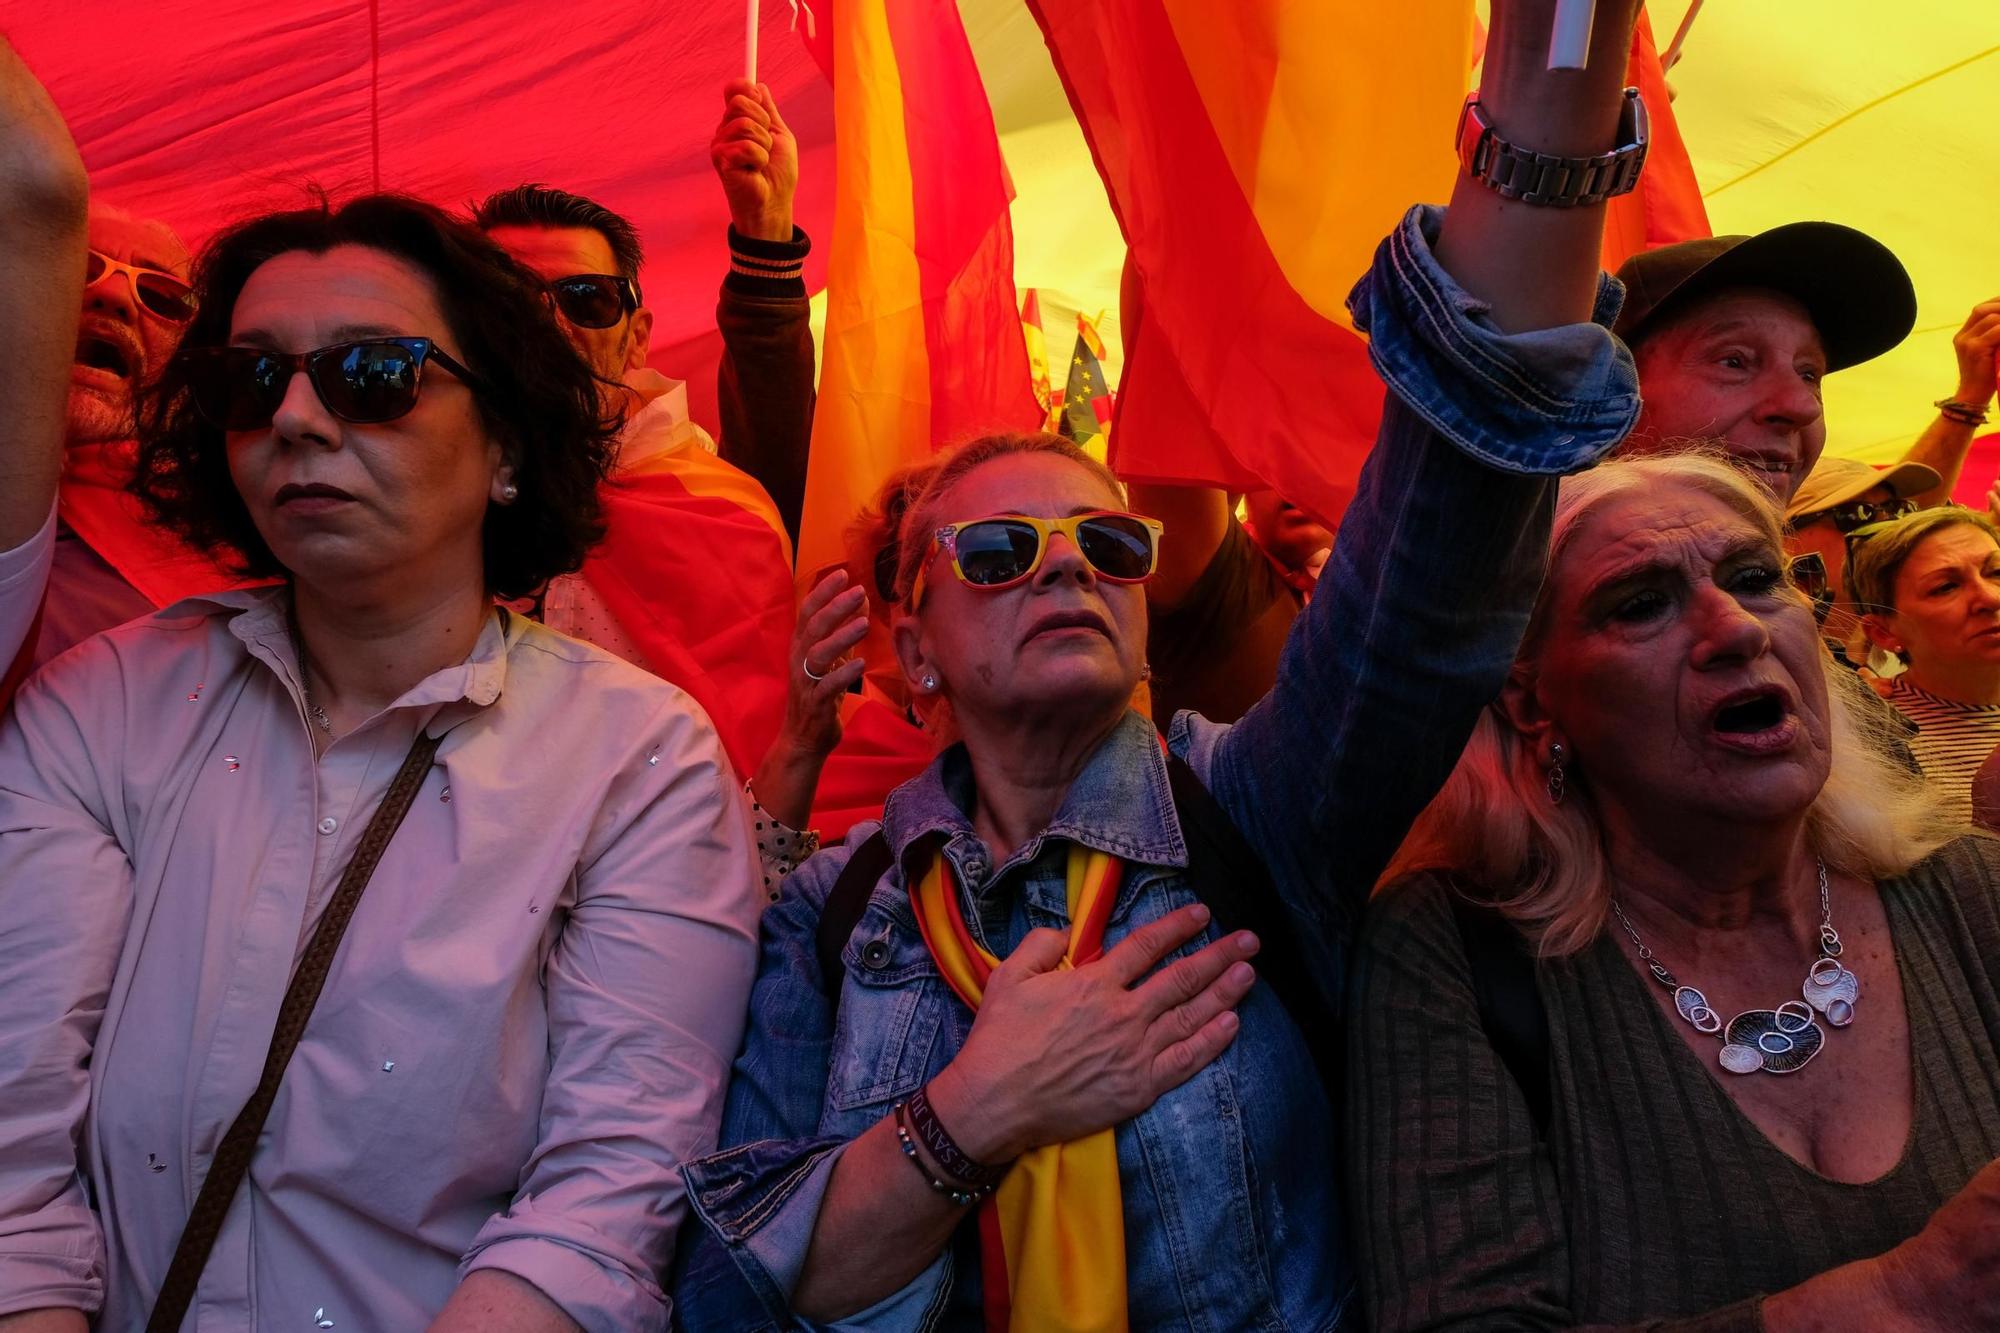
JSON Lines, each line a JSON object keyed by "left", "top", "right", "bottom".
{"left": 1547, "top": 743, "right": 1567, "bottom": 806}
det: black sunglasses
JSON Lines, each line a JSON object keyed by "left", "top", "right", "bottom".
{"left": 1807, "top": 497, "right": 1920, "bottom": 534}
{"left": 181, "top": 337, "right": 479, "bottom": 430}
{"left": 547, "top": 273, "right": 641, "bottom": 330}
{"left": 1787, "top": 551, "right": 1833, "bottom": 625}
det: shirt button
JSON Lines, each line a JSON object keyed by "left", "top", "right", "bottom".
{"left": 318, "top": 817, "right": 338, "bottom": 835}
{"left": 861, "top": 940, "right": 892, "bottom": 970}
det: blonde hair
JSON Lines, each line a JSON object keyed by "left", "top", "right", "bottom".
{"left": 893, "top": 432, "right": 1127, "bottom": 607}
{"left": 1383, "top": 450, "right": 1963, "bottom": 956}
{"left": 1846, "top": 506, "right": 2000, "bottom": 619}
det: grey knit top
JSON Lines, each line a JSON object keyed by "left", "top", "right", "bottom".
{"left": 1345, "top": 837, "right": 2000, "bottom": 1332}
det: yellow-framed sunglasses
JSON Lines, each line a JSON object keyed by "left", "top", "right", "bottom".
{"left": 909, "top": 510, "right": 1165, "bottom": 608}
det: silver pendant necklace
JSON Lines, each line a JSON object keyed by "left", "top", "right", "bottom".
{"left": 1609, "top": 857, "right": 1859, "bottom": 1076}
{"left": 288, "top": 604, "right": 334, "bottom": 735}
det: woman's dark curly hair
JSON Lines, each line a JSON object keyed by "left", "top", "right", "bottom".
{"left": 132, "top": 192, "right": 617, "bottom": 599}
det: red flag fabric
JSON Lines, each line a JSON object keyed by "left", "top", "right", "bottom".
{"left": 795, "top": 0, "right": 1041, "bottom": 574}
{"left": 58, "top": 442, "right": 255, "bottom": 609}
{"left": 1602, "top": 8, "right": 1713, "bottom": 270}
{"left": 582, "top": 446, "right": 795, "bottom": 780}
{"left": 8, "top": 0, "right": 836, "bottom": 436}
{"left": 809, "top": 695, "right": 936, "bottom": 842}
{"left": 1027, "top": 0, "right": 1470, "bottom": 530}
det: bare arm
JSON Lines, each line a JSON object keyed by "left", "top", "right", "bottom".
{"left": 428, "top": 1271, "right": 580, "bottom": 1333}
{"left": 0, "top": 1314, "right": 87, "bottom": 1333}
{"left": 0, "top": 37, "right": 87, "bottom": 550}
{"left": 1899, "top": 297, "right": 2000, "bottom": 507}
{"left": 1432, "top": 1, "right": 1638, "bottom": 332}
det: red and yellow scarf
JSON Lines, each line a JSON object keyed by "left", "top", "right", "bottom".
{"left": 909, "top": 843, "right": 1129, "bottom": 1333}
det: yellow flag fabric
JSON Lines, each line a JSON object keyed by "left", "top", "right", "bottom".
{"left": 909, "top": 846, "right": 1129, "bottom": 1332}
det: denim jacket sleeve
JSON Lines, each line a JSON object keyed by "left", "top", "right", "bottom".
{"left": 672, "top": 828, "right": 957, "bottom": 1331}
{"left": 1174, "top": 202, "right": 1638, "bottom": 1018}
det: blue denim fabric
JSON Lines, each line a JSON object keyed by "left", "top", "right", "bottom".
{"left": 670, "top": 203, "right": 1638, "bottom": 1332}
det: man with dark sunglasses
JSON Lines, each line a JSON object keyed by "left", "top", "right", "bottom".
{"left": 457, "top": 81, "right": 817, "bottom": 779}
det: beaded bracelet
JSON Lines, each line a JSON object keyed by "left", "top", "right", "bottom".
{"left": 1936, "top": 397, "right": 1992, "bottom": 427}
{"left": 893, "top": 1101, "right": 996, "bottom": 1207}
{"left": 907, "top": 1084, "right": 1012, "bottom": 1190}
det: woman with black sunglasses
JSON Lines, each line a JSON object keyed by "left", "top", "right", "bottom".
{"left": 672, "top": 3, "right": 1650, "bottom": 1325}
{"left": 0, "top": 194, "right": 761, "bottom": 1331}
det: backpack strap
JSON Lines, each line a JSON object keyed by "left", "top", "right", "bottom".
{"left": 815, "top": 831, "right": 895, "bottom": 1001}
{"left": 1163, "top": 752, "right": 1341, "bottom": 1097}
{"left": 1447, "top": 892, "right": 1552, "bottom": 1140}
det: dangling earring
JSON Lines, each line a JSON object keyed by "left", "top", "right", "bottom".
{"left": 921, "top": 673, "right": 937, "bottom": 692}
{"left": 1547, "top": 742, "right": 1567, "bottom": 806}
{"left": 499, "top": 482, "right": 520, "bottom": 503}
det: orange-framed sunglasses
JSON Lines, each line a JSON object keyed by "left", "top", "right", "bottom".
{"left": 909, "top": 510, "right": 1165, "bottom": 608}
{"left": 86, "top": 249, "right": 197, "bottom": 324}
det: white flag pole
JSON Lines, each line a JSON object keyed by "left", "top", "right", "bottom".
{"left": 746, "top": 0, "right": 760, "bottom": 82}
{"left": 1546, "top": 0, "right": 1596, "bottom": 70}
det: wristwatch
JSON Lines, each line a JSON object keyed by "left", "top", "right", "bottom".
{"left": 1457, "top": 86, "right": 1649, "bottom": 207}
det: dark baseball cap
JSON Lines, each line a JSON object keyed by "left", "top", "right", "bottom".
{"left": 1613, "top": 222, "right": 1916, "bottom": 373}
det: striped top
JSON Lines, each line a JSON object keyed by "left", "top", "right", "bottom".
{"left": 1888, "top": 678, "right": 2000, "bottom": 824}
{"left": 1347, "top": 837, "right": 2000, "bottom": 1332}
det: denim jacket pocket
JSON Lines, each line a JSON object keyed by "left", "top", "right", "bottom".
{"left": 825, "top": 903, "right": 950, "bottom": 1114}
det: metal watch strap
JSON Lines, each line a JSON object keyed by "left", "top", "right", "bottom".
{"left": 1460, "top": 86, "right": 1648, "bottom": 207}
{"left": 145, "top": 729, "right": 444, "bottom": 1333}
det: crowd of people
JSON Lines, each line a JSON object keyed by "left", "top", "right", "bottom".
{"left": 3, "top": 0, "right": 2000, "bottom": 1329}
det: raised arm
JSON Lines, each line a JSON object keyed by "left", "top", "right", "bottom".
{"left": 1190, "top": 0, "right": 1645, "bottom": 1006}
{"left": 712, "top": 80, "right": 814, "bottom": 545}
{"left": 0, "top": 37, "right": 84, "bottom": 553}
{"left": 1899, "top": 297, "right": 2000, "bottom": 507}
{"left": 0, "top": 39, "right": 87, "bottom": 688}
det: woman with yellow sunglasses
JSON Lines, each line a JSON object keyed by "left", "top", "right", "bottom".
{"left": 675, "top": 1, "right": 1648, "bottom": 1324}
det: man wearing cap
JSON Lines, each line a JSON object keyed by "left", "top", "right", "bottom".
{"left": 1784, "top": 455, "right": 1939, "bottom": 638}
{"left": 1613, "top": 221, "right": 1918, "bottom": 502}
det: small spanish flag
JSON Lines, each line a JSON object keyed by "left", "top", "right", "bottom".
{"left": 1023, "top": 288, "right": 1055, "bottom": 423}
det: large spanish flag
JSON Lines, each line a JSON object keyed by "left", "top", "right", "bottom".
{"left": 795, "top": 0, "right": 1043, "bottom": 576}
{"left": 581, "top": 441, "right": 795, "bottom": 780}
{"left": 1027, "top": 0, "right": 1473, "bottom": 527}
{"left": 1032, "top": 2, "right": 1706, "bottom": 526}
{"left": 1601, "top": 8, "right": 1712, "bottom": 270}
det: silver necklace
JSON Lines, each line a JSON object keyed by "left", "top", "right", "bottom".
{"left": 1609, "top": 858, "right": 1859, "bottom": 1076}
{"left": 288, "top": 606, "right": 334, "bottom": 734}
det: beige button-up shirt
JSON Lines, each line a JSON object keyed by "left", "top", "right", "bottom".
{"left": 0, "top": 588, "right": 760, "bottom": 1330}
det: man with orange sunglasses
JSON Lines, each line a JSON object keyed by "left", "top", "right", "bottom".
{"left": 22, "top": 200, "right": 246, "bottom": 676}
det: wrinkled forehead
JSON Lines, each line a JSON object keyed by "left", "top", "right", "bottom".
{"left": 88, "top": 206, "right": 190, "bottom": 277}
{"left": 1903, "top": 523, "right": 2000, "bottom": 577}
{"left": 1644, "top": 286, "right": 1826, "bottom": 362}
{"left": 1558, "top": 484, "right": 1776, "bottom": 589}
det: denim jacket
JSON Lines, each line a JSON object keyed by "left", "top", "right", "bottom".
{"left": 670, "top": 204, "right": 1638, "bottom": 1332}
